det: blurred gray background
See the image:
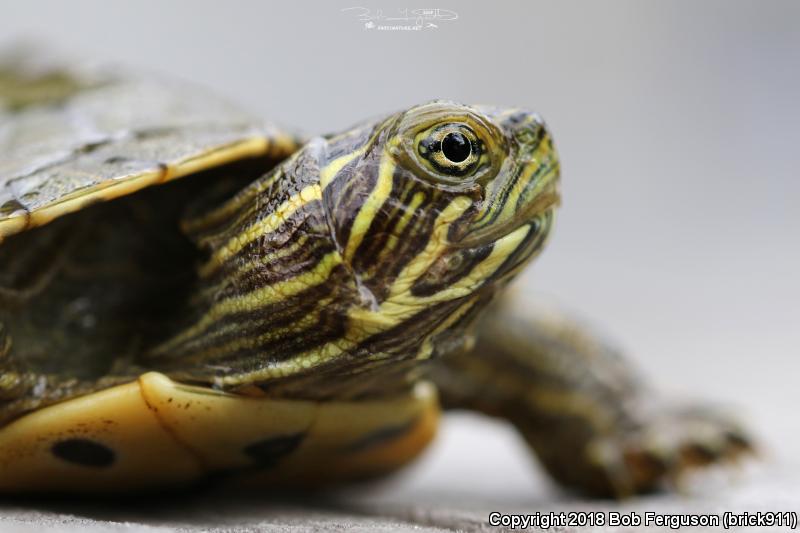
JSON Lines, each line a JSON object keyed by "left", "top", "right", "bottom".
{"left": 1, "top": 1, "right": 798, "bottom": 531}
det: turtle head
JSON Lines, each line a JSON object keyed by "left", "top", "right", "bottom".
{"left": 162, "top": 101, "right": 559, "bottom": 390}
{"left": 321, "top": 101, "right": 561, "bottom": 358}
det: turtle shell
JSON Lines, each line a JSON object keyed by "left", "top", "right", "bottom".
{"left": 0, "top": 50, "right": 299, "bottom": 241}
{"left": 0, "top": 372, "right": 438, "bottom": 492}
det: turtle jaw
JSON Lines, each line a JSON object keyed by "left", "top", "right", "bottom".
{"left": 451, "top": 185, "right": 559, "bottom": 251}
{"left": 454, "top": 108, "right": 560, "bottom": 245}
{"left": 441, "top": 108, "right": 560, "bottom": 285}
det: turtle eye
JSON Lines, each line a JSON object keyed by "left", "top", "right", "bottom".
{"left": 417, "top": 123, "right": 482, "bottom": 177}
{"left": 442, "top": 131, "right": 471, "bottom": 162}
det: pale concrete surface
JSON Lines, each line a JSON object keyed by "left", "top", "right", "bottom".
{"left": 1, "top": 0, "right": 798, "bottom": 531}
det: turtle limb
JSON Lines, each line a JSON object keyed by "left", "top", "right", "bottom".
{"left": 430, "top": 298, "right": 753, "bottom": 498}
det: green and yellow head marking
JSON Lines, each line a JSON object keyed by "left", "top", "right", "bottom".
{"left": 153, "top": 101, "right": 560, "bottom": 395}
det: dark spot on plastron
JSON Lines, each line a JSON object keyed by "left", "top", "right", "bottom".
{"left": 51, "top": 438, "right": 115, "bottom": 468}
{"left": 344, "top": 418, "right": 418, "bottom": 453}
{"left": 243, "top": 433, "right": 305, "bottom": 467}
{"left": 104, "top": 156, "right": 131, "bottom": 165}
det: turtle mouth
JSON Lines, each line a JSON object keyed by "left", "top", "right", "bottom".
{"left": 450, "top": 186, "right": 560, "bottom": 249}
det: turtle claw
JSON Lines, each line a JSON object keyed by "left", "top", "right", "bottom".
{"left": 588, "top": 405, "right": 754, "bottom": 498}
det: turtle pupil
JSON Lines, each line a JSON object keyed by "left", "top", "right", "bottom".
{"left": 441, "top": 132, "right": 471, "bottom": 163}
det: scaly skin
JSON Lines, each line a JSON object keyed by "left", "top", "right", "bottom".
{"left": 142, "top": 102, "right": 560, "bottom": 400}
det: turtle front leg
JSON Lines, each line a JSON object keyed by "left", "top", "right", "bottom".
{"left": 430, "top": 298, "right": 752, "bottom": 498}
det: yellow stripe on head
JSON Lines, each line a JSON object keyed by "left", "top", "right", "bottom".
{"left": 343, "top": 153, "right": 396, "bottom": 263}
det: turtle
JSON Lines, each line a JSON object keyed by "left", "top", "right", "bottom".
{"left": 0, "top": 50, "right": 751, "bottom": 497}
